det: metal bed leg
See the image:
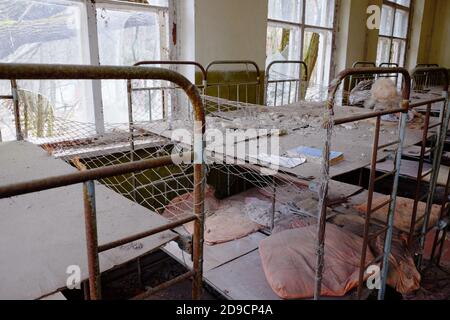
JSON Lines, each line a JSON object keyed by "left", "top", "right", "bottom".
{"left": 192, "top": 163, "right": 205, "bottom": 300}
{"left": 378, "top": 111, "right": 407, "bottom": 300}
{"left": 11, "top": 80, "right": 23, "bottom": 141}
{"left": 313, "top": 120, "right": 332, "bottom": 300}
{"left": 417, "top": 93, "right": 450, "bottom": 269}
{"left": 83, "top": 180, "right": 102, "bottom": 300}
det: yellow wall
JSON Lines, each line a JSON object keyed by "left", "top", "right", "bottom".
{"left": 336, "top": 0, "right": 450, "bottom": 70}
{"left": 186, "top": 0, "right": 449, "bottom": 81}
{"left": 334, "top": 0, "right": 381, "bottom": 74}
{"left": 195, "top": 0, "right": 268, "bottom": 68}
{"left": 429, "top": 0, "right": 450, "bottom": 67}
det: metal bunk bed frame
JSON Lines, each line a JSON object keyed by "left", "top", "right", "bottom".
{"left": 264, "top": 60, "right": 308, "bottom": 107}
{"left": 316, "top": 67, "right": 411, "bottom": 300}
{"left": 0, "top": 63, "right": 206, "bottom": 300}
{"left": 409, "top": 67, "right": 450, "bottom": 268}
{"left": 0, "top": 80, "right": 22, "bottom": 141}
{"left": 205, "top": 60, "right": 261, "bottom": 106}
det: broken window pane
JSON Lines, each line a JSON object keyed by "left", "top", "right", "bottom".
{"left": 266, "top": 23, "right": 301, "bottom": 63}
{"left": 97, "top": 6, "right": 169, "bottom": 123}
{"left": 303, "top": 28, "right": 332, "bottom": 98}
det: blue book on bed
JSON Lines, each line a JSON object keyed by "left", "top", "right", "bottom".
{"left": 286, "top": 146, "right": 344, "bottom": 165}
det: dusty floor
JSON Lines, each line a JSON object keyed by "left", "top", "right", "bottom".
{"left": 404, "top": 263, "right": 450, "bottom": 300}
{"left": 62, "top": 250, "right": 218, "bottom": 300}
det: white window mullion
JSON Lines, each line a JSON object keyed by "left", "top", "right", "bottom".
{"left": 299, "top": 0, "right": 306, "bottom": 61}
{"left": 85, "top": 0, "right": 105, "bottom": 134}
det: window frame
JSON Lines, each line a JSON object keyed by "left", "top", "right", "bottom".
{"left": 266, "top": 0, "right": 337, "bottom": 86}
{"left": 85, "top": 0, "right": 170, "bottom": 133}
{"left": 376, "top": 0, "right": 412, "bottom": 67}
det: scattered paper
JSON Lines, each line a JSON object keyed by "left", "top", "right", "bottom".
{"left": 250, "top": 153, "right": 306, "bottom": 169}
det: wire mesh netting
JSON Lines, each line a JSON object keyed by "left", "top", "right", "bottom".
{"left": 0, "top": 68, "right": 420, "bottom": 246}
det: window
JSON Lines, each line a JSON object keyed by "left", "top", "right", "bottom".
{"left": 0, "top": 0, "right": 170, "bottom": 140}
{"left": 266, "top": 0, "right": 335, "bottom": 92}
{"left": 96, "top": 1, "right": 169, "bottom": 123}
{"left": 376, "top": 0, "right": 411, "bottom": 67}
{"left": 0, "top": 0, "right": 91, "bottom": 126}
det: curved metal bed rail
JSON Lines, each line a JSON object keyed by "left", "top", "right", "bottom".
{"left": 379, "top": 62, "right": 400, "bottom": 84}
{"left": 0, "top": 62, "right": 206, "bottom": 300}
{"left": 315, "top": 67, "right": 411, "bottom": 301}
{"left": 412, "top": 66, "right": 449, "bottom": 92}
{"left": 205, "top": 60, "right": 261, "bottom": 81}
{"left": 133, "top": 60, "right": 207, "bottom": 86}
{"left": 416, "top": 63, "right": 439, "bottom": 68}
{"left": 352, "top": 61, "right": 377, "bottom": 68}
{"left": 127, "top": 60, "right": 207, "bottom": 122}
{"left": 264, "top": 60, "right": 308, "bottom": 106}
{"left": 345, "top": 62, "right": 378, "bottom": 105}
{"left": 329, "top": 67, "right": 411, "bottom": 116}
{"left": 205, "top": 60, "right": 262, "bottom": 105}
{"left": 379, "top": 62, "right": 399, "bottom": 68}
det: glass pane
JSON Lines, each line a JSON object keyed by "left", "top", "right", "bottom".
{"left": 268, "top": 0, "right": 301, "bottom": 23}
{"left": 147, "top": 0, "right": 169, "bottom": 6}
{"left": 393, "top": 9, "right": 408, "bottom": 39}
{"left": 266, "top": 24, "right": 301, "bottom": 63}
{"left": 97, "top": 6, "right": 168, "bottom": 123}
{"left": 97, "top": 8, "right": 164, "bottom": 65}
{"left": 266, "top": 23, "right": 302, "bottom": 106}
{"left": 380, "top": 5, "right": 394, "bottom": 36}
{"left": 305, "top": 0, "right": 335, "bottom": 28}
{"left": 391, "top": 39, "right": 406, "bottom": 67}
{"left": 0, "top": 0, "right": 92, "bottom": 141}
{"left": 376, "top": 37, "right": 392, "bottom": 66}
{"left": 395, "top": 0, "right": 410, "bottom": 7}
{"left": 303, "top": 29, "right": 333, "bottom": 98}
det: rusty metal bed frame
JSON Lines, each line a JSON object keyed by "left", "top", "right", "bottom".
{"left": 2, "top": 62, "right": 448, "bottom": 301}
{"left": 379, "top": 62, "right": 400, "bottom": 85}
{"left": 412, "top": 65, "right": 447, "bottom": 93}
{"left": 128, "top": 61, "right": 207, "bottom": 121}
{"left": 0, "top": 80, "right": 22, "bottom": 141}
{"left": 0, "top": 63, "right": 206, "bottom": 300}
{"left": 408, "top": 67, "right": 450, "bottom": 269}
{"left": 205, "top": 60, "right": 261, "bottom": 106}
{"left": 316, "top": 67, "right": 411, "bottom": 300}
{"left": 345, "top": 61, "right": 402, "bottom": 105}
{"left": 264, "top": 60, "right": 308, "bottom": 107}
{"left": 405, "top": 68, "right": 450, "bottom": 265}
{"left": 125, "top": 60, "right": 208, "bottom": 204}
{"left": 342, "top": 62, "right": 377, "bottom": 105}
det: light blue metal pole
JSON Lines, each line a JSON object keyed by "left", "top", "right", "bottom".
{"left": 417, "top": 91, "right": 450, "bottom": 269}
{"left": 378, "top": 110, "right": 407, "bottom": 300}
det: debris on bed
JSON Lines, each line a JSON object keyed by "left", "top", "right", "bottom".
{"left": 163, "top": 184, "right": 319, "bottom": 245}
